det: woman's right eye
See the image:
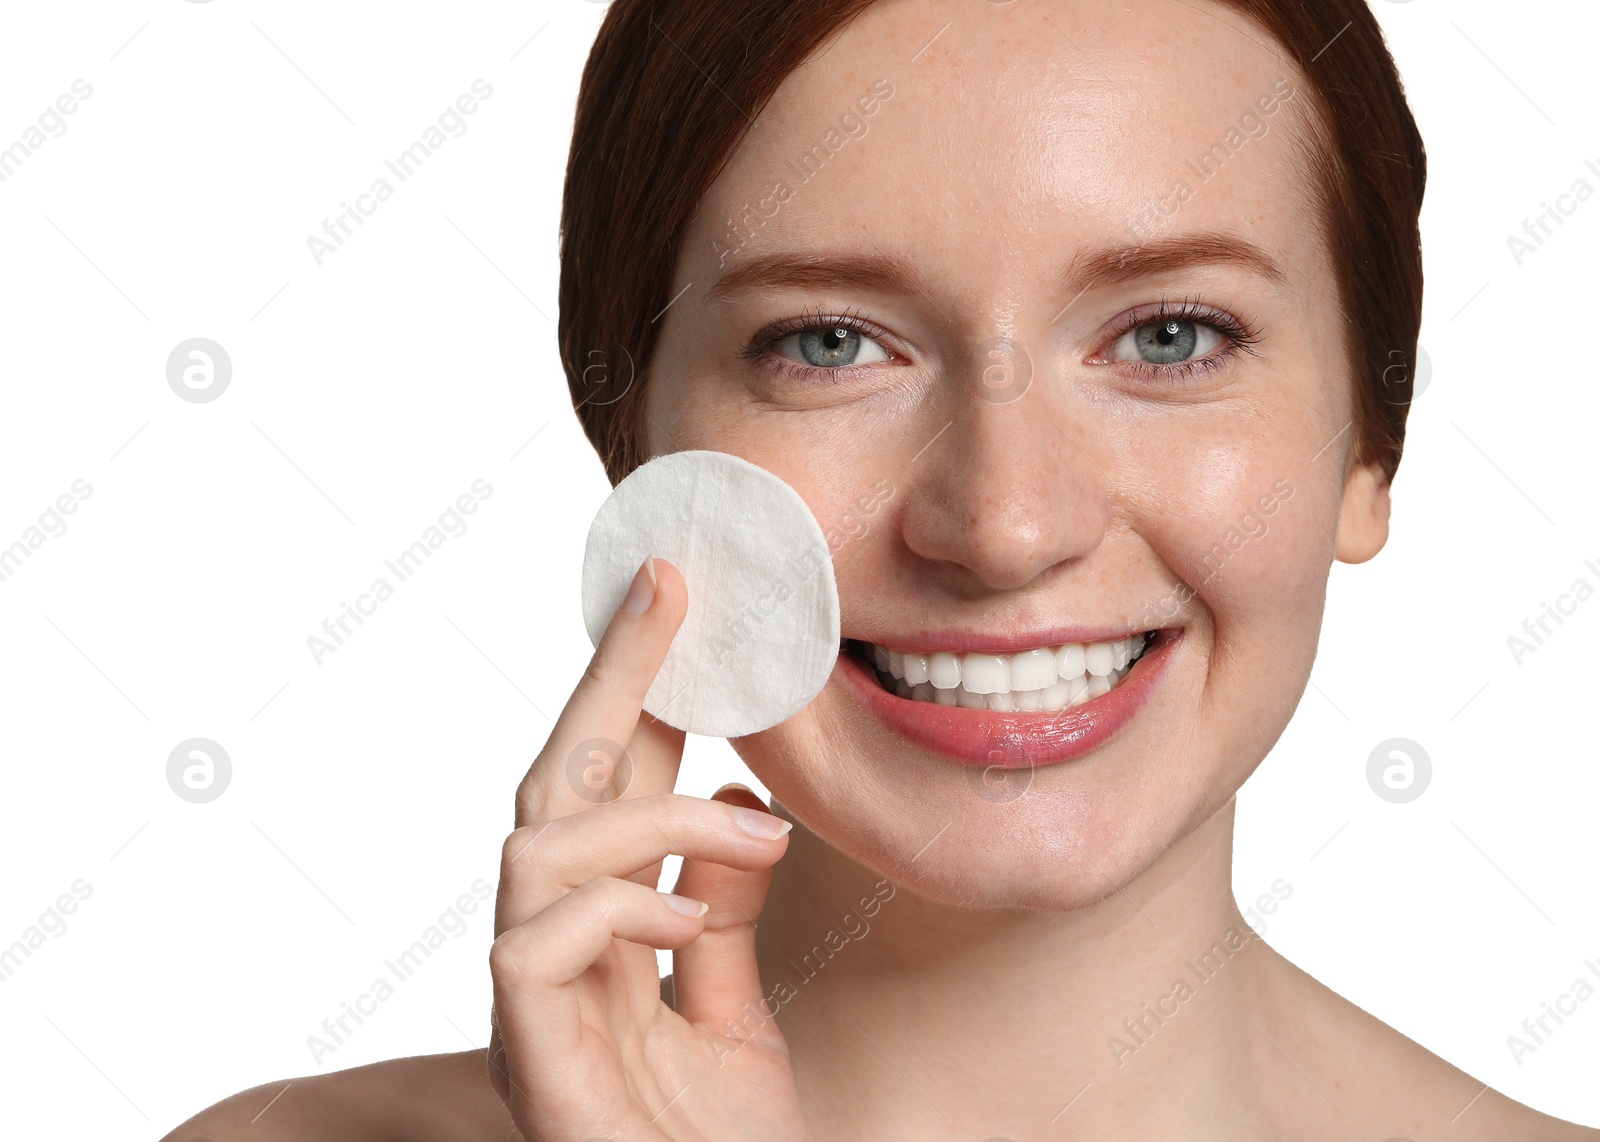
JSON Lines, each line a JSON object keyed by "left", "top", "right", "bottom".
{"left": 774, "top": 323, "right": 892, "bottom": 370}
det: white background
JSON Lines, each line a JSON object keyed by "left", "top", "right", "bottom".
{"left": 0, "top": 0, "right": 1595, "bottom": 1136}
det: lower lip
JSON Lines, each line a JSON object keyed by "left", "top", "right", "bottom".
{"left": 834, "top": 629, "right": 1180, "bottom": 767}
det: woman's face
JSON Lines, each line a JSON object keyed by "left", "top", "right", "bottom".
{"left": 643, "top": 0, "right": 1389, "bottom": 910}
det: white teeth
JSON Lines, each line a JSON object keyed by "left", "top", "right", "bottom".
{"left": 862, "top": 632, "right": 1152, "bottom": 711}
{"left": 1009, "top": 648, "right": 1057, "bottom": 692}
{"left": 962, "top": 654, "right": 1010, "bottom": 695}
{"left": 928, "top": 651, "right": 962, "bottom": 689}
{"left": 1041, "top": 677, "right": 1075, "bottom": 711}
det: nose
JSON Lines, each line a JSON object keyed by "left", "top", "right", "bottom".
{"left": 899, "top": 343, "right": 1109, "bottom": 594}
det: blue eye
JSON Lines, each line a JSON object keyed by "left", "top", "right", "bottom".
{"left": 1114, "top": 318, "right": 1223, "bottom": 366}
{"left": 777, "top": 324, "right": 891, "bottom": 370}
{"left": 1095, "top": 297, "right": 1262, "bottom": 383}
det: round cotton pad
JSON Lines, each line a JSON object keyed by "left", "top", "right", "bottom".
{"left": 581, "top": 450, "right": 841, "bottom": 738}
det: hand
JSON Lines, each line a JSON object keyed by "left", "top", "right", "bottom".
{"left": 486, "top": 556, "right": 811, "bottom": 1141}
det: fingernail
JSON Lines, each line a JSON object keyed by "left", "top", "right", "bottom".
{"left": 732, "top": 805, "right": 793, "bottom": 839}
{"left": 660, "top": 892, "right": 708, "bottom": 917}
{"left": 620, "top": 555, "right": 656, "bottom": 614}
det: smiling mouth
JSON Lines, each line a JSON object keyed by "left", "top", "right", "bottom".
{"left": 842, "top": 633, "right": 1154, "bottom": 712}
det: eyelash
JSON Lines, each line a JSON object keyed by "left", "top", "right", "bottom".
{"left": 737, "top": 296, "right": 1263, "bottom": 385}
{"left": 737, "top": 305, "right": 890, "bottom": 385}
{"left": 1097, "top": 295, "right": 1264, "bottom": 384}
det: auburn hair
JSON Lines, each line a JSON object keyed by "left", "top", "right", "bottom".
{"left": 558, "top": 0, "right": 1425, "bottom": 487}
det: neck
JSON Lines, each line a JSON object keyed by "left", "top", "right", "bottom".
{"left": 753, "top": 797, "right": 1280, "bottom": 1139}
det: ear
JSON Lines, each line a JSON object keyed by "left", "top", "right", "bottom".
{"left": 1335, "top": 462, "right": 1391, "bottom": 564}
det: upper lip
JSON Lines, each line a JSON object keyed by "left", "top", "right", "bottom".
{"left": 844, "top": 625, "right": 1171, "bottom": 656}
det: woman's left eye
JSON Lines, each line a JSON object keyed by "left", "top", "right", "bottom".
{"left": 1111, "top": 319, "right": 1224, "bottom": 367}
{"left": 774, "top": 323, "right": 891, "bottom": 370}
{"left": 1093, "top": 301, "right": 1261, "bottom": 381}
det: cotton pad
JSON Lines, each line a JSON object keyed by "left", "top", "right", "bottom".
{"left": 580, "top": 450, "right": 841, "bottom": 738}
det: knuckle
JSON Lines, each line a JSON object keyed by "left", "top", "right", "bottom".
{"left": 660, "top": 792, "right": 733, "bottom": 841}
{"left": 499, "top": 825, "right": 546, "bottom": 877}
{"left": 622, "top": 793, "right": 724, "bottom": 856}
{"left": 488, "top": 930, "right": 527, "bottom": 981}
{"left": 512, "top": 771, "right": 547, "bottom": 823}
{"left": 552, "top": 874, "right": 606, "bottom": 919}
{"left": 649, "top": 790, "right": 698, "bottom": 821}
{"left": 581, "top": 648, "right": 615, "bottom": 691}
{"left": 584, "top": 875, "right": 628, "bottom": 924}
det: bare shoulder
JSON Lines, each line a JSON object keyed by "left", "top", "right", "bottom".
{"left": 161, "top": 978, "right": 682, "bottom": 1141}
{"left": 160, "top": 1049, "right": 513, "bottom": 1142}
{"left": 1256, "top": 947, "right": 1600, "bottom": 1140}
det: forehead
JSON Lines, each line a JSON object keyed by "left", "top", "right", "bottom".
{"left": 686, "top": 0, "right": 1329, "bottom": 300}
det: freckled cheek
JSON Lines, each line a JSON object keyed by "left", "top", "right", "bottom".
{"left": 1126, "top": 443, "right": 1329, "bottom": 622}
{"left": 1176, "top": 493, "right": 1338, "bottom": 683}
{"left": 736, "top": 707, "right": 875, "bottom": 818}
{"left": 1124, "top": 443, "right": 1271, "bottom": 558}
{"left": 1142, "top": 437, "right": 1257, "bottom": 513}
{"left": 667, "top": 413, "right": 880, "bottom": 542}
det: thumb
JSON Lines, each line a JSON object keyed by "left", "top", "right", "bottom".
{"left": 669, "top": 783, "right": 787, "bottom": 1047}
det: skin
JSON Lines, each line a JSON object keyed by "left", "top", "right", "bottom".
{"left": 164, "top": 0, "right": 1599, "bottom": 1139}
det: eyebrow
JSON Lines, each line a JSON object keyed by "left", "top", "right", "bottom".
{"left": 1063, "top": 232, "right": 1289, "bottom": 293}
{"left": 705, "top": 251, "right": 916, "bottom": 305}
{"left": 703, "top": 230, "right": 1288, "bottom": 306}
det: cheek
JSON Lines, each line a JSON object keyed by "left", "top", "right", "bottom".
{"left": 735, "top": 702, "right": 886, "bottom": 839}
{"left": 649, "top": 387, "right": 896, "bottom": 538}
{"left": 1126, "top": 433, "right": 1338, "bottom": 636}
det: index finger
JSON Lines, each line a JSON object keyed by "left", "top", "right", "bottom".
{"left": 515, "top": 555, "right": 689, "bottom": 826}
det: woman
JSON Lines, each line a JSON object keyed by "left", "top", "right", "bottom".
{"left": 168, "top": 0, "right": 1599, "bottom": 1137}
